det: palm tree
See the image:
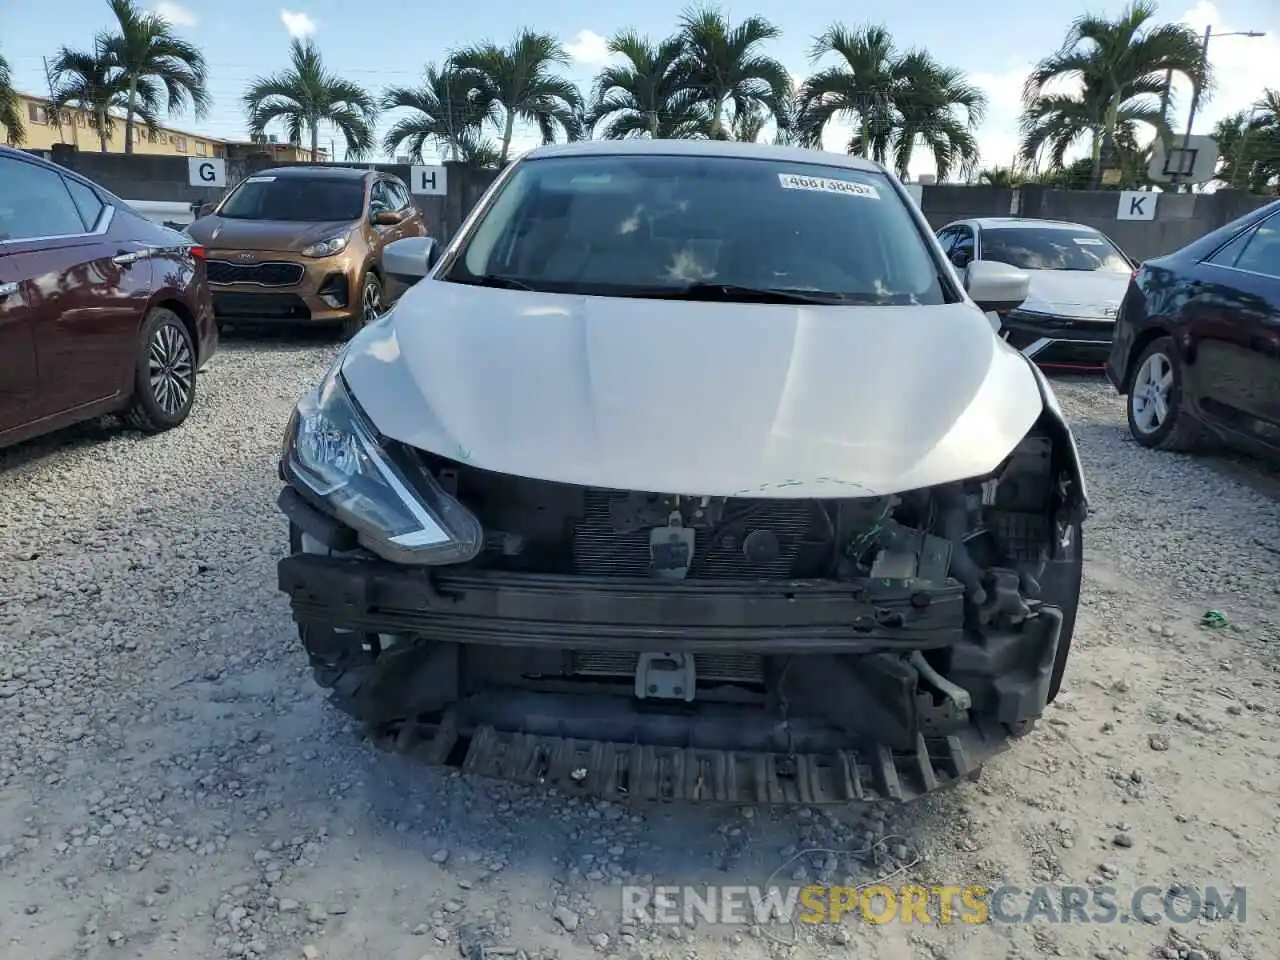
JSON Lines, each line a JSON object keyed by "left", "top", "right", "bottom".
{"left": 796, "top": 24, "right": 985, "bottom": 179}
{"left": 244, "top": 38, "right": 379, "bottom": 161}
{"left": 676, "top": 5, "right": 792, "bottom": 140}
{"left": 449, "top": 30, "right": 585, "bottom": 164}
{"left": 795, "top": 25, "right": 900, "bottom": 155}
{"left": 381, "top": 63, "right": 500, "bottom": 162}
{"left": 977, "top": 166, "right": 1027, "bottom": 187}
{"left": 1020, "top": 0, "right": 1207, "bottom": 187}
{"left": 98, "top": 0, "right": 208, "bottom": 154}
{"left": 1213, "top": 90, "right": 1280, "bottom": 193}
{"left": 587, "top": 31, "right": 706, "bottom": 139}
{"left": 889, "top": 52, "right": 985, "bottom": 178}
{"left": 0, "top": 51, "right": 23, "bottom": 146}
{"left": 731, "top": 103, "right": 767, "bottom": 142}
{"left": 50, "top": 44, "right": 121, "bottom": 152}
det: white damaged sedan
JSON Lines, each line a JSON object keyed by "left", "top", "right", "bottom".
{"left": 275, "top": 140, "right": 1088, "bottom": 805}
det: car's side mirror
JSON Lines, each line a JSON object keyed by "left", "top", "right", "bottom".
{"left": 195, "top": 201, "right": 217, "bottom": 219}
{"left": 373, "top": 209, "right": 404, "bottom": 226}
{"left": 965, "top": 259, "right": 1030, "bottom": 314}
{"left": 950, "top": 249, "right": 971, "bottom": 269}
{"left": 383, "top": 236, "right": 438, "bottom": 284}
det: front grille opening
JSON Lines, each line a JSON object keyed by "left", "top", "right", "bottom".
{"left": 207, "top": 259, "right": 305, "bottom": 287}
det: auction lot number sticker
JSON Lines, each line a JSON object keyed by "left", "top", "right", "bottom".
{"left": 778, "top": 174, "right": 880, "bottom": 199}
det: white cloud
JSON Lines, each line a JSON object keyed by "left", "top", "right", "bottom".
{"left": 1172, "top": 1, "right": 1276, "bottom": 134}
{"left": 153, "top": 1, "right": 196, "bottom": 26}
{"left": 280, "top": 9, "right": 317, "bottom": 39}
{"left": 970, "top": 63, "right": 1045, "bottom": 174}
{"left": 565, "top": 29, "right": 613, "bottom": 66}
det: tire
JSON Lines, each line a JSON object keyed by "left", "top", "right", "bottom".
{"left": 1126, "top": 336, "right": 1200, "bottom": 452}
{"left": 1042, "top": 519, "right": 1083, "bottom": 703}
{"left": 125, "top": 308, "right": 197, "bottom": 434}
{"left": 341, "top": 272, "right": 383, "bottom": 340}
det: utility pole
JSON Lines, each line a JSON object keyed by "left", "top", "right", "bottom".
{"left": 1169, "top": 27, "right": 1265, "bottom": 193}
{"left": 42, "top": 56, "right": 78, "bottom": 148}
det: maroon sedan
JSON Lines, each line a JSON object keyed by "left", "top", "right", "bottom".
{"left": 0, "top": 146, "right": 217, "bottom": 451}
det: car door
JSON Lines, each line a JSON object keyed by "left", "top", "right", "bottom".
{"left": 950, "top": 226, "right": 976, "bottom": 270}
{"left": 0, "top": 159, "right": 42, "bottom": 433}
{"left": 935, "top": 226, "right": 959, "bottom": 259}
{"left": 372, "top": 179, "right": 416, "bottom": 301}
{"left": 1182, "top": 210, "right": 1280, "bottom": 445}
{"left": 0, "top": 155, "right": 156, "bottom": 422}
{"left": 388, "top": 178, "right": 425, "bottom": 238}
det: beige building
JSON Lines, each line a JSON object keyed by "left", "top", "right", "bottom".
{"left": 4, "top": 90, "right": 326, "bottom": 162}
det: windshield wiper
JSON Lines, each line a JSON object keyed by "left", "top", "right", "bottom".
{"left": 449, "top": 274, "right": 535, "bottom": 291}
{"left": 624, "top": 282, "right": 846, "bottom": 304}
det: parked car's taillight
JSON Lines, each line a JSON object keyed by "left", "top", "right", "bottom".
{"left": 188, "top": 245, "right": 206, "bottom": 260}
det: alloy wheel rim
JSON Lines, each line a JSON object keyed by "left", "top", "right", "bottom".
{"left": 362, "top": 280, "right": 382, "bottom": 324}
{"left": 1131, "top": 351, "right": 1173, "bottom": 435}
{"left": 148, "top": 323, "right": 194, "bottom": 416}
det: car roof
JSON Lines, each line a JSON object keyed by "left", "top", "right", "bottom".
{"left": 0, "top": 144, "right": 129, "bottom": 201}
{"left": 968, "top": 217, "right": 1102, "bottom": 232}
{"left": 520, "top": 138, "right": 886, "bottom": 174}
{"left": 255, "top": 165, "right": 375, "bottom": 180}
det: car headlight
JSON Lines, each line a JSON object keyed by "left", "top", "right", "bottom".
{"left": 282, "top": 359, "right": 483, "bottom": 565}
{"left": 301, "top": 235, "right": 349, "bottom": 258}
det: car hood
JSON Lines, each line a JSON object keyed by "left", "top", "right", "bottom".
{"left": 338, "top": 281, "right": 1047, "bottom": 498}
{"left": 1019, "top": 269, "right": 1130, "bottom": 320}
{"left": 186, "top": 216, "right": 353, "bottom": 253}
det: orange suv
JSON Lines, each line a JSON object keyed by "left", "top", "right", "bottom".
{"left": 187, "top": 166, "right": 426, "bottom": 337}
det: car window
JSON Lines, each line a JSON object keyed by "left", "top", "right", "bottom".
{"left": 1206, "top": 226, "right": 1256, "bottom": 267}
{"left": 217, "top": 176, "right": 365, "bottom": 222}
{"left": 385, "top": 180, "right": 411, "bottom": 210}
{"left": 0, "top": 156, "right": 92, "bottom": 241}
{"left": 447, "top": 154, "right": 947, "bottom": 305}
{"left": 935, "top": 227, "right": 958, "bottom": 255}
{"left": 62, "top": 176, "right": 106, "bottom": 231}
{"left": 370, "top": 181, "right": 392, "bottom": 213}
{"left": 951, "top": 228, "right": 975, "bottom": 267}
{"left": 1228, "top": 217, "right": 1280, "bottom": 279}
{"left": 980, "top": 226, "right": 1131, "bottom": 273}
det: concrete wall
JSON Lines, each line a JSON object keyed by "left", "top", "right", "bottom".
{"left": 917, "top": 183, "right": 1272, "bottom": 260}
{"left": 29, "top": 147, "right": 1275, "bottom": 260}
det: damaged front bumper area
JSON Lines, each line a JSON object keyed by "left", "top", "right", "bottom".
{"left": 277, "top": 539, "right": 1064, "bottom": 804}
{"left": 274, "top": 359, "right": 1084, "bottom": 805}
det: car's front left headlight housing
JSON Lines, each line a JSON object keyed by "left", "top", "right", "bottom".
{"left": 301, "top": 234, "right": 350, "bottom": 258}
{"left": 282, "top": 359, "right": 483, "bottom": 565}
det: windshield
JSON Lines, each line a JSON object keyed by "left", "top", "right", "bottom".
{"left": 445, "top": 154, "right": 948, "bottom": 305}
{"left": 981, "top": 227, "right": 1131, "bottom": 273}
{"left": 217, "top": 176, "right": 365, "bottom": 222}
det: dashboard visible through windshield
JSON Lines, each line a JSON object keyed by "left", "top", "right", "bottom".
{"left": 218, "top": 176, "right": 366, "bottom": 222}
{"left": 444, "top": 154, "right": 949, "bottom": 305}
{"left": 981, "top": 227, "right": 1132, "bottom": 273}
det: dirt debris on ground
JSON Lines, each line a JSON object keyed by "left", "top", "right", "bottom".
{"left": 1, "top": 345, "right": 1277, "bottom": 960}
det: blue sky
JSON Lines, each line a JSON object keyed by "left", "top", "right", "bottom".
{"left": 2, "top": 0, "right": 1276, "bottom": 178}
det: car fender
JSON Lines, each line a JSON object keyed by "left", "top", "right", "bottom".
{"left": 1023, "top": 356, "right": 1089, "bottom": 525}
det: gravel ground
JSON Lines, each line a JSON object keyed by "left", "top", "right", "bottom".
{"left": 1, "top": 341, "right": 1278, "bottom": 960}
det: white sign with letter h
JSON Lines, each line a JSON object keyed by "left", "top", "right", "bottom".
{"left": 410, "top": 164, "right": 447, "bottom": 196}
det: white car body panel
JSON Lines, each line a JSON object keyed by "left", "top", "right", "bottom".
{"left": 1018, "top": 268, "right": 1129, "bottom": 320}
{"left": 340, "top": 279, "right": 1047, "bottom": 499}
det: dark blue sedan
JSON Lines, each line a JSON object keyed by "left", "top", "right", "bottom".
{"left": 1106, "top": 199, "right": 1280, "bottom": 459}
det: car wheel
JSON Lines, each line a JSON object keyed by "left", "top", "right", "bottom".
{"left": 342, "top": 273, "right": 383, "bottom": 339}
{"left": 1126, "top": 336, "right": 1200, "bottom": 451}
{"left": 125, "top": 308, "right": 197, "bottom": 434}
